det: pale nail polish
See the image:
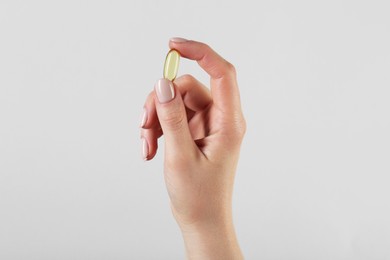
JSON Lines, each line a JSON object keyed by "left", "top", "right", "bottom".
{"left": 141, "top": 137, "right": 149, "bottom": 160}
{"left": 155, "top": 79, "right": 175, "bottom": 103}
{"left": 170, "top": 37, "right": 188, "bottom": 43}
{"left": 140, "top": 108, "right": 148, "bottom": 128}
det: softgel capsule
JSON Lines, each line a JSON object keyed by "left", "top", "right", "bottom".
{"left": 163, "top": 49, "right": 180, "bottom": 81}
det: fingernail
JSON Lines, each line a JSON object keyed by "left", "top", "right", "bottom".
{"left": 170, "top": 37, "right": 188, "bottom": 43}
{"left": 155, "top": 78, "right": 175, "bottom": 103}
{"left": 140, "top": 108, "right": 148, "bottom": 128}
{"left": 141, "top": 137, "right": 149, "bottom": 161}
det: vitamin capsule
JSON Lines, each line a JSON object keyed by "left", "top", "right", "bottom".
{"left": 163, "top": 49, "right": 180, "bottom": 81}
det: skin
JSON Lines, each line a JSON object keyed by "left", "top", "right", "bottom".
{"left": 140, "top": 39, "right": 246, "bottom": 259}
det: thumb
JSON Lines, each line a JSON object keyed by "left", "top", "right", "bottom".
{"left": 153, "top": 78, "right": 196, "bottom": 158}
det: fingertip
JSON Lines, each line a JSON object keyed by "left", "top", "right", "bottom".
{"left": 169, "top": 38, "right": 193, "bottom": 51}
{"left": 141, "top": 127, "right": 161, "bottom": 161}
{"left": 139, "top": 107, "right": 148, "bottom": 128}
{"left": 154, "top": 78, "right": 175, "bottom": 104}
{"left": 169, "top": 37, "right": 189, "bottom": 44}
{"left": 139, "top": 107, "right": 154, "bottom": 130}
{"left": 141, "top": 136, "right": 158, "bottom": 161}
{"left": 141, "top": 136, "right": 149, "bottom": 161}
{"left": 141, "top": 91, "right": 160, "bottom": 130}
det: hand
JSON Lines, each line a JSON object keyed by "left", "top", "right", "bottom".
{"left": 140, "top": 38, "right": 246, "bottom": 259}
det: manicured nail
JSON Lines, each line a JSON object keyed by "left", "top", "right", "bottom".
{"left": 141, "top": 137, "right": 149, "bottom": 161}
{"left": 170, "top": 37, "right": 188, "bottom": 43}
{"left": 140, "top": 107, "right": 148, "bottom": 128}
{"left": 155, "top": 78, "right": 175, "bottom": 103}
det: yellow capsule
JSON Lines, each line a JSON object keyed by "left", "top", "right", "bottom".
{"left": 163, "top": 49, "right": 180, "bottom": 81}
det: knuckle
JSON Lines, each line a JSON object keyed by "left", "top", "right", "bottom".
{"left": 201, "top": 42, "right": 211, "bottom": 51}
{"left": 181, "top": 74, "right": 196, "bottom": 81}
{"left": 223, "top": 115, "right": 246, "bottom": 143}
{"left": 225, "top": 61, "right": 237, "bottom": 76}
{"left": 179, "top": 74, "right": 196, "bottom": 85}
{"left": 237, "top": 117, "right": 247, "bottom": 138}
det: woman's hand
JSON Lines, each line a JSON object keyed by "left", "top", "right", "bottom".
{"left": 140, "top": 38, "right": 246, "bottom": 259}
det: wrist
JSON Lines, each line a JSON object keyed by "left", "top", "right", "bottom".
{"left": 178, "top": 215, "right": 243, "bottom": 259}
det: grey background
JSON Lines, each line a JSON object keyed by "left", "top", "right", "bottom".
{"left": 0, "top": 0, "right": 389, "bottom": 259}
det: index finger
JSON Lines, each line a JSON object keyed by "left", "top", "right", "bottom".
{"left": 169, "top": 38, "right": 241, "bottom": 113}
